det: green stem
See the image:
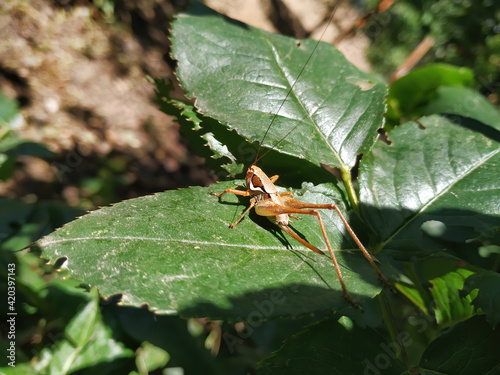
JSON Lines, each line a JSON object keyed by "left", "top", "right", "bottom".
{"left": 378, "top": 292, "right": 410, "bottom": 367}
{"left": 404, "top": 262, "right": 431, "bottom": 315}
{"left": 341, "top": 168, "right": 359, "bottom": 213}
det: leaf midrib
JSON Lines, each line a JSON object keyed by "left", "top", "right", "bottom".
{"left": 262, "top": 33, "right": 344, "bottom": 169}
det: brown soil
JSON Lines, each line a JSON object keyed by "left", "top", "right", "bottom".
{"left": 0, "top": 0, "right": 369, "bottom": 208}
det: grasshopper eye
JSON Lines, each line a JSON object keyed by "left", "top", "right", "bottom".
{"left": 248, "top": 175, "right": 265, "bottom": 192}
{"left": 251, "top": 174, "right": 264, "bottom": 189}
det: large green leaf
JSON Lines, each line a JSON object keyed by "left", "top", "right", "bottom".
{"left": 170, "top": 2, "right": 387, "bottom": 171}
{"left": 33, "top": 181, "right": 394, "bottom": 318}
{"left": 359, "top": 115, "right": 500, "bottom": 260}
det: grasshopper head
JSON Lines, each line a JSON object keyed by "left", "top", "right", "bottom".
{"left": 246, "top": 165, "right": 261, "bottom": 191}
{"left": 246, "top": 165, "right": 278, "bottom": 195}
{"left": 246, "top": 165, "right": 264, "bottom": 194}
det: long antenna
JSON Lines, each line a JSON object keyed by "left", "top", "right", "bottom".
{"left": 254, "top": 0, "right": 341, "bottom": 165}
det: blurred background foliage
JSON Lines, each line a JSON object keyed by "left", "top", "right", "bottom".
{"left": 361, "top": 0, "right": 500, "bottom": 99}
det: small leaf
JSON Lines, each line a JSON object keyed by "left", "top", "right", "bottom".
{"left": 429, "top": 268, "right": 476, "bottom": 326}
{"left": 0, "top": 91, "right": 19, "bottom": 124}
{"left": 136, "top": 342, "right": 170, "bottom": 373}
{"left": 387, "top": 64, "right": 474, "bottom": 123}
{"left": 0, "top": 153, "right": 15, "bottom": 180}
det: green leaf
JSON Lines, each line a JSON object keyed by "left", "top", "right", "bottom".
{"left": 33, "top": 181, "right": 395, "bottom": 319}
{"left": 387, "top": 64, "right": 474, "bottom": 123}
{"left": 359, "top": 115, "right": 500, "bottom": 261}
{"left": 135, "top": 342, "right": 170, "bottom": 373}
{"left": 0, "top": 137, "right": 55, "bottom": 158}
{"left": 170, "top": 2, "right": 387, "bottom": 171}
{"left": 0, "top": 91, "right": 19, "bottom": 124}
{"left": 424, "top": 86, "right": 500, "bottom": 129}
{"left": 419, "top": 315, "right": 500, "bottom": 374}
{"left": 155, "top": 79, "right": 244, "bottom": 178}
{"left": 429, "top": 268, "right": 476, "bottom": 326}
{"left": 34, "top": 288, "right": 134, "bottom": 374}
{"left": 463, "top": 270, "right": 500, "bottom": 327}
{"left": 0, "top": 152, "right": 15, "bottom": 180}
{"left": 257, "top": 317, "right": 407, "bottom": 375}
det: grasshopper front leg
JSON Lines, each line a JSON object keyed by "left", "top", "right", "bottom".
{"left": 211, "top": 188, "right": 255, "bottom": 228}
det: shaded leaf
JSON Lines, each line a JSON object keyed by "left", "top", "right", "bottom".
{"left": 419, "top": 315, "right": 500, "bottom": 374}
{"left": 34, "top": 288, "right": 134, "bottom": 374}
{"left": 0, "top": 137, "right": 55, "bottom": 158}
{"left": 463, "top": 270, "right": 500, "bottom": 327}
{"left": 102, "top": 304, "right": 218, "bottom": 375}
{"left": 257, "top": 316, "right": 407, "bottom": 375}
{"left": 155, "top": 79, "right": 244, "bottom": 178}
{"left": 0, "top": 198, "right": 83, "bottom": 251}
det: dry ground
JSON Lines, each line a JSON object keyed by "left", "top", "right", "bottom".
{"left": 0, "top": 0, "right": 369, "bottom": 208}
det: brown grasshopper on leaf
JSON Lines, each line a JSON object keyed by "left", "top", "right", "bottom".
{"left": 211, "top": 2, "right": 392, "bottom": 308}
{"left": 211, "top": 163, "right": 392, "bottom": 307}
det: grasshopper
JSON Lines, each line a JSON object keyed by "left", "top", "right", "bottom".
{"left": 211, "top": 3, "right": 392, "bottom": 307}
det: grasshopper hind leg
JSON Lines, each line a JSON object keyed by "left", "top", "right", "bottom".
{"left": 279, "top": 223, "right": 360, "bottom": 308}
